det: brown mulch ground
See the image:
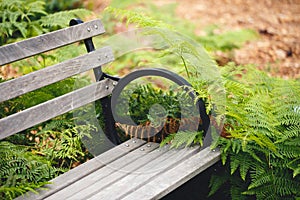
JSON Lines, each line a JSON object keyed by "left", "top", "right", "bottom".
{"left": 155, "top": 0, "right": 300, "bottom": 79}
{"left": 92, "top": 0, "right": 300, "bottom": 79}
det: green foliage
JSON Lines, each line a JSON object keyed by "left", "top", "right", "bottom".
{"left": 33, "top": 115, "right": 95, "bottom": 168}
{"left": 103, "top": 2, "right": 257, "bottom": 53}
{"left": 109, "top": 0, "right": 141, "bottom": 9}
{"left": 0, "top": 141, "right": 60, "bottom": 199}
{"left": 199, "top": 28, "right": 258, "bottom": 52}
{"left": 116, "top": 84, "right": 194, "bottom": 124}
{"left": 208, "top": 64, "right": 300, "bottom": 199}
{"left": 104, "top": 7, "right": 173, "bottom": 29}
{"left": 114, "top": 83, "right": 200, "bottom": 143}
{"left": 0, "top": 77, "right": 90, "bottom": 118}
{"left": 45, "top": 0, "right": 83, "bottom": 13}
{"left": 0, "top": 76, "right": 95, "bottom": 199}
{"left": 160, "top": 131, "right": 203, "bottom": 148}
{"left": 0, "top": 0, "right": 91, "bottom": 45}
{"left": 103, "top": 5, "right": 299, "bottom": 199}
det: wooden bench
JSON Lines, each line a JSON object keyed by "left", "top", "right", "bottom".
{"left": 0, "top": 19, "right": 220, "bottom": 200}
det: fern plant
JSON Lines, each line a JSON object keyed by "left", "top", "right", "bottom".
{"left": 104, "top": 6, "right": 299, "bottom": 199}
{"left": 207, "top": 64, "right": 300, "bottom": 200}
{"left": 33, "top": 115, "right": 95, "bottom": 169}
{"left": 114, "top": 83, "right": 201, "bottom": 143}
{"left": 0, "top": 141, "right": 61, "bottom": 199}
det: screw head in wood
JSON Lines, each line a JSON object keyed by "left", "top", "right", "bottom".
{"left": 94, "top": 24, "right": 98, "bottom": 29}
{"left": 132, "top": 140, "right": 136, "bottom": 143}
{"left": 105, "top": 85, "right": 109, "bottom": 90}
{"left": 140, "top": 148, "right": 145, "bottom": 151}
{"left": 87, "top": 27, "right": 91, "bottom": 32}
{"left": 147, "top": 144, "right": 151, "bottom": 147}
{"left": 125, "top": 144, "right": 129, "bottom": 147}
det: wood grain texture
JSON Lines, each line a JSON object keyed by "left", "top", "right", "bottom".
{"left": 88, "top": 146, "right": 200, "bottom": 200}
{"left": 0, "top": 19, "right": 105, "bottom": 65}
{"left": 0, "top": 78, "right": 116, "bottom": 140}
{"left": 0, "top": 46, "right": 114, "bottom": 103}
{"left": 122, "top": 147, "right": 221, "bottom": 200}
{"left": 65, "top": 143, "right": 172, "bottom": 200}
{"left": 15, "top": 139, "right": 146, "bottom": 200}
{"left": 46, "top": 142, "right": 160, "bottom": 200}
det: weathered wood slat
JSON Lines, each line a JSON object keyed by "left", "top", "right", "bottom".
{"left": 0, "top": 19, "right": 105, "bottom": 65}
{"left": 45, "top": 142, "right": 160, "bottom": 200}
{"left": 15, "top": 139, "right": 146, "bottom": 200}
{"left": 88, "top": 146, "right": 200, "bottom": 200}
{"left": 0, "top": 78, "right": 115, "bottom": 139}
{"left": 0, "top": 46, "right": 114, "bottom": 103}
{"left": 122, "top": 147, "right": 221, "bottom": 200}
{"left": 64, "top": 143, "right": 172, "bottom": 200}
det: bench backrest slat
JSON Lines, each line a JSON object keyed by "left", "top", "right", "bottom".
{"left": 0, "top": 46, "right": 113, "bottom": 103}
{"left": 0, "top": 79, "right": 114, "bottom": 140}
{"left": 0, "top": 19, "right": 105, "bottom": 65}
{"left": 0, "top": 19, "right": 117, "bottom": 139}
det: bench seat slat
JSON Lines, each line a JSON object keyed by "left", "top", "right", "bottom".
{"left": 63, "top": 143, "right": 172, "bottom": 200}
{"left": 0, "top": 46, "right": 114, "bottom": 103}
{"left": 0, "top": 78, "right": 115, "bottom": 139}
{"left": 88, "top": 146, "right": 200, "bottom": 200}
{"left": 123, "top": 147, "right": 221, "bottom": 200}
{"left": 45, "top": 142, "right": 160, "bottom": 200}
{"left": 0, "top": 19, "right": 105, "bottom": 65}
{"left": 15, "top": 139, "right": 146, "bottom": 200}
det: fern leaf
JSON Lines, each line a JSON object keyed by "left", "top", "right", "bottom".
{"left": 167, "top": 131, "right": 202, "bottom": 148}
{"left": 208, "top": 174, "right": 229, "bottom": 197}
{"left": 38, "top": 9, "right": 92, "bottom": 28}
{"left": 104, "top": 7, "right": 173, "bottom": 29}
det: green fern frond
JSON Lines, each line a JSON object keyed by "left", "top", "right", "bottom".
{"left": 208, "top": 174, "right": 229, "bottom": 197}
{"left": 230, "top": 152, "right": 255, "bottom": 180}
{"left": 162, "top": 131, "right": 203, "bottom": 148}
{"left": 224, "top": 79, "right": 252, "bottom": 98}
{"left": 247, "top": 171, "right": 273, "bottom": 190}
{"left": 0, "top": 141, "right": 60, "bottom": 199}
{"left": 287, "top": 158, "right": 300, "bottom": 177}
{"left": 38, "top": 9, "right": 92, "bottom": 28}
{"left": 276, "top": 142, "right": 300, "bottom": 159}
{"left": 246, "top": 168, "right": 300, "bottom": 199}
{"left": 104, "top": 7, "right": 173, "bottom": 29}
{"left": 0, "top": 181, "right": 50, "bottom": 200}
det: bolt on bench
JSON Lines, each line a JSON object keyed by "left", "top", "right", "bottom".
{"left": 0, "top": 19, "right": 220, "bottom": 200}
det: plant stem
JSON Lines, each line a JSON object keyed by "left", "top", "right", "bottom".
{"left": 181, "top": 55, "right": 190, "bottom": 79}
